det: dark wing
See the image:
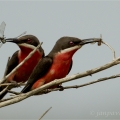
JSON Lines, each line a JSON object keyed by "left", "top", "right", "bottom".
{"left": 21, "top": 56, "right": 53, "bottom": 93}
{"left": 67, "top": 60, "right": 73, "bottom": 75}
{"left": 5, "top": 51, "right": 19, "bottom": 76}
{"left": 0, "top": 51, "right": 19, "bottom": 100}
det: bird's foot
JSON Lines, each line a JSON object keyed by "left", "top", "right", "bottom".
{"left": 57, "top": 85, "right": 64, "bottom": 91}
{"left": 10, "top": 80, "right": 21, "bottom": 87}
{"left": 86, "top": 70, "right": 92, "bottom": 76}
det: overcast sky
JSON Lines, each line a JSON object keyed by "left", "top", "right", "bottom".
{"left": 0, "top": 1, "right": 120, "bottom": 120}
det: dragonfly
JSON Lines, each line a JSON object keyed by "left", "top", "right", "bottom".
{"left": 0, "top": 21, "right": 6, "bottom": 48}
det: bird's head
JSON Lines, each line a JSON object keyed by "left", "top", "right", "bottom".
{"left": 48, "top": 36, "right": 98, "bottom": 60}
{"left": 6, "top": 35, "right": 44, "bottom": 55}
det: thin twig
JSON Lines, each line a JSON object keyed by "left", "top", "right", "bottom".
{"left": 102, "top": 41, "right": 116, "bottom": 60}
{"left": 7, "top": 72, "right": 120, "bottom": 96}
{"left": 8, "top": 90, "right": 20, "bottom": 95}
{"left": 16, "top": 31, "right": 27, "bottom": 38}
{"left": 100, "top": 34, "right": 116, "bottom": 60}
{"left": 0, "top": 94, "right": 20, "bottom": 102}
{"left": 2, "top": 73, "right": 120, "bottom": 99}
{"left": 35, "top": 73, "right": 120, "bottom": 95}
{"left": 84, "top": 34, "right": 116, "bottom": 60}
{"left": 0, "top": 82, "right": 25, "bottom": 87}
{"left": 39, "top": 107, "right": 52, "bottom": 120}
{"left": 61, "top": 73, "right": 120, "bottom": 89}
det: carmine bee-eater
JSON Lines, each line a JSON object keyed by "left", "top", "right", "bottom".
{"left": 0, "top": 35, "right": 44, "bottom": 99}
{"left": 21, "top": 36, "right": 98, "bottom": 93}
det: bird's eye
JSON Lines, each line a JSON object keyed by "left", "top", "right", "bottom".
{"left": 27, "top": 38, "right": 32, "bottom": 42}
{"left": 69, "top": 41, "right": 74, "bottom": 46}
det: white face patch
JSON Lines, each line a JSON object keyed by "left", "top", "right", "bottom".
{"left": 60, "top": 45, "right": 82, "bottom": 54}
{"left": 18, "top": 43, "right": 36, "bottom": 50}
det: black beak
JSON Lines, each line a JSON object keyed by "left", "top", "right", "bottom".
{"left": 5, "top": 38, "right": 19, "bottom": 43}
{"left": 80, "top": 38, "right": 101, "bottom": 45}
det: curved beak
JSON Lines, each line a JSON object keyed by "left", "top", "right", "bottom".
{"left": 80, "top": 38, "right": 101, "bottom": 45}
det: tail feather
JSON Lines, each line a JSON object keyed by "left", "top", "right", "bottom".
{"left": 21, "top": 84, "right": 31, "bottom": 93}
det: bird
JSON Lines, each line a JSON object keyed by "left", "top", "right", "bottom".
{"left": 21, "top": 36, "right": 97, "bottom": 93}
{"left": 0, "top": 35, "right": 44, "bottom": 99}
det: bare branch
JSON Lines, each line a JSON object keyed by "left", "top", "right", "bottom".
{"left": 3, "top": 72, "right": 120, "bottom": 100}
{"left": 0, "top": 82, "right": 25, "bottom": 87}
{"left": 0, "top": 94, "right": 20, "bottom": 102}
{"left": 0, "top": 57, "right": 120, "bottom": 107}
{"left": 0, "top": 43, "right": 43, "bottom": 84}
{"left": 7, "top": 73, "right": 120, "bottom": 96}
{"left": 34, "top": 73, "right": 120, "bottom": 94}
{"left": 8, "top": 90, "right": 20, "bottom": 95}
{"left": 39, "top": 107, "right": 52, "bottom": 120}
{"left": 59, "top": 73, "right": 120, "bottom": 89}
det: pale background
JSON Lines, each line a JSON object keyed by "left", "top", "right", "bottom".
{"left": 0, "top": 1, "right": 120, "bottom": 119}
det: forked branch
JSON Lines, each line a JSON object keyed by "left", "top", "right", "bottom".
{"left": 0, "top": 56, "right": 120, "bottom": 108}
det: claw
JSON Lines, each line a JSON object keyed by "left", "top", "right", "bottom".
{"left": 58, "top": 85, "right": 64, "bottom": 91}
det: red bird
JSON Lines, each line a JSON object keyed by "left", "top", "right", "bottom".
{"left": 0, "top": 35, "right": 44, "bottom": 99}
{"left": 21, "top": 36, "right": 97, "bottom": 93}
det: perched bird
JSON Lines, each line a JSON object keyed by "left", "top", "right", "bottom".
{"left": 0, "top": 35, "right": 44, "bottom": 99}
{"left": 21, "top": 36, "right": 97, "bottom": 93}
